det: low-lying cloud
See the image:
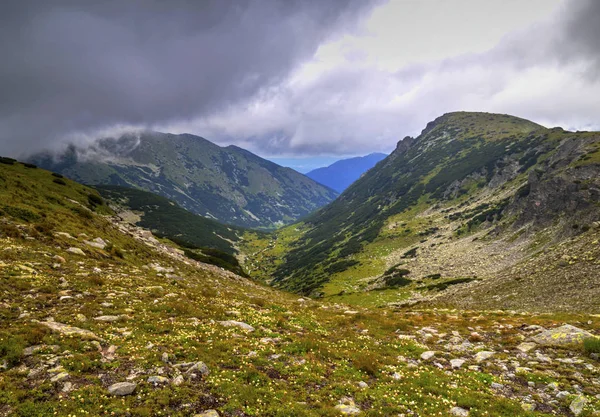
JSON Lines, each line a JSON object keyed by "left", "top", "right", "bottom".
{"left": 1, "top": 0, "right": 599, "bottom": 159}
{"left": 0, "top": 0, "right": 379, "bottom": 157}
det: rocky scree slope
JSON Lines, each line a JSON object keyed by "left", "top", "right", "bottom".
{"left": 1, "top": 158, "right": 600, "bottom": 416}
{"left": 30, "top": 132, "right": 338, "bottom": 229}
{"left": 244, "top": 112, "right": 600, "bottom": 311}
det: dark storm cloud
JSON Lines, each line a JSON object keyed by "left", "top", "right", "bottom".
{"left": 190, "top": 0, "right": 600, "bottom": 157}
{"left": 0, "top": 0, "right": 379, "bottom": 157}
{"left": 559, "top": 0, "right": 600, "bottom": 69}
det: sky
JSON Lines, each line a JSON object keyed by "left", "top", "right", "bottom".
{"left": 1, "top": 0, "right": 600, "bottom": 165}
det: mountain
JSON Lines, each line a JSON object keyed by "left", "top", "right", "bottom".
{"left": 243, "top": 112, "right": 600, "bottom": 312}
{"left": 30, "top": 132, "right": 338, "bottom": 229}
{"left": 2, "top": 156, "right": 599, "bottom": 417}
{"left": 306, "top": 153, "right": 387, "bottom": 192}
{"left": 94, "top": 185, "right": 244, "bottom": 255}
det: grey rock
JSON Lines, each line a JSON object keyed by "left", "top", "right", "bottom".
{"left": 66, "top": 247, "right": 85, "bottom": 256}
{"left": 532, "top": 325, "right": 594, "bottom": 347}
{"left": 40, "top": 321, "right": 101, "bottom": 341}
{"left": 421, "top": 351, "right": 436, "bottom": 361}
{"left": 450, "top": 359, "right": 465, "bottom": 369}
{"left": 570, "top": 395, "right": 587, "bottom": 416}
{"left": 474, "top": 351, "right": 495, "bottom": 363}
{"left": 450, "top": 406, "right": 469, "bottom": 416}
{"left": 186, "top": 361, "right": 210, "bottom": 377}
{"left": 94, "top": 315, "right": 122, "bottom": 322}
{"left": 147, "top": 376, "right": 169, "bottom": 385}
{"left": 218, "top": 320, "right": 255, "bottom": 332}
{"left": 194, "top": 411, "right": 220, "bottom": 417}
{"left": 108, "top": 382, "right": 137, "bottom": 396}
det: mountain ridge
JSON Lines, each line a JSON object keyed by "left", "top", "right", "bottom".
{"left": 242, "top": 111, "right": 600, "bottom": 312}
{"left": 30, "top": 132, "right": 338, "bottom": 229}
{"left": 306, "top": 152, "right": 388, "bottom": 193}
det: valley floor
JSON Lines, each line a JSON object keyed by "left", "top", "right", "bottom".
{"left": 1, "top": 222, "right": 600, "bottom": 417}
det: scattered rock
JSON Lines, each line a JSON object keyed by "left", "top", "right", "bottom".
{"left": 218, "top": 320, "right": 255, "bottom": 332}
{"left": 570, "top": 395, "right": 587, "bottom": 416}
{"left": 335, "top": 404, "right": 361, "bottom": 415}
{"left": 516, "top": 342, "right": 537, "bottom": 353}
{"left": 194, "top": 411, "right": 219, "bottom": 417}
{"left": 108, "top": 382, "right": 137, "bottom": 396}
{"left": 421, "top": 351, "right": 436, "bottom": 361}
{"left": 83, "top": 237, "right": 108, "bottom": 250}
{"left": 172, "top": 375, "right": 184, "bottom": 386}
{"left": 147, "top": 376, "right": 169, "bottom": 385}
{"left": 450, "top": 359, "right": 465, "bottom": 369}
{"left": 66, "top": 247, "right": 85, "bottom": 256}
{"left": 94, "top": 315, "right": 123, "bottom": 322}
{"left": 50, "top": 372, "right": 69, "bottom": 383}
{"left": 357, "top": 381, "right": 368, "bottom": 389}
{"left": 532, "top": 325, "right": 594, "bottom": 347}
{"left": 450, "top": 407, "right": 469, "bottom": 417}
{"left": 474, "top": 351, "right": 495, "bottom": 363}
{"left": 186, "top": 361, "right": 210, "bottom": 377}
{"left": 40, "top": 321, "right": 101, "bottom": 341}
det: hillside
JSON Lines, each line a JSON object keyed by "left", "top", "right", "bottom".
{"left": 30, "top": 132, "right": 338, "bottom": 229}
{"left": 1, "top": 156, "right": 600, "bottom": 417}
{"left": 242, "top": 112, "right": 600, "bottom": 312}
{"left": 94, "top": 185, "right": 245, "bottom": 255}
{"left": 306, "top": 153, "right": 387, "bottom": 193}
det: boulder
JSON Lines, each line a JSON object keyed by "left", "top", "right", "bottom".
{"left": 218, "top": 320, "right": 255, "bottom": 332}
{"left": 532, "top": 324, "right": 594, "bottom": 346}
{"left": 40, "top": 321, "right": 101, "bottom": 341}
{"left": 108, "top": 382, "right": 136, "bottom": 396}
{"left": 66, "top": 247, "right": 85, "bottom": 256}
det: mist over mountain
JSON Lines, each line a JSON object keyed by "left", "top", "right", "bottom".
{"left": 30, "top": 132, "right": 338, "bottom": 229}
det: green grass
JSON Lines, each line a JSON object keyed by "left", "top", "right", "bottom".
{"left": 583, "top": 337, "right": 600, "bottom": 354}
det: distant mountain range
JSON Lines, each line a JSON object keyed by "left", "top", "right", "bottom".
{"left": 30, "top": 132, "right": 338, "bottom": 229}
{"left": 306, "top": 153, "right": 387, "bottom": 192}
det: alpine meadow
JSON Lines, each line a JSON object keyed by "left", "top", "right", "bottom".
{"left": 1, "top": 1, "right": 600, "bottom": 417}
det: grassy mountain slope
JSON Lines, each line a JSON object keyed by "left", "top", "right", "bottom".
{"left": 30, "top": 132, "right": 338, "bottom": 229}
{"left": 94, "top": 185, "right": 244, "bottom": 255}
{"left": 242, "top": 112, "right": 600, "bottom": 312}
{"left": 1, "top": 156, "right": 600, "bottom": 417}
{"left": 306, "top": 153, "right": 388, "bottom": 193}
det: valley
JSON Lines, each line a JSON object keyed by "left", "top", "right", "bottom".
{"left": 1, "top": 111, "right": 599, "bottom": 417}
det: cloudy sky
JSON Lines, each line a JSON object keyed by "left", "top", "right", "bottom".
{"left": 1, "top": 0, "right": 599, "bottom": 169}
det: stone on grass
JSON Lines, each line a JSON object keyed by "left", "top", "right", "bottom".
{"left": 194, "top": 411, "right": 220, "bottom": 417}
{"left": 421, "top": 351, "right": 436, "bottom": 361}
{"left": 147, "top": 376, "right": 169, "bottom": 385}
{"left": 570, "top": 396, "right": 587, "bottom": 416}
{"left": 450, "top": 407, "right": 469, "bottom": 416}
{"left": 40, "top": 321, "right": 101, "bottom": 341}
{"left": 108, "top": 382, "right": 136, "bottom": 396}
{"left": 66, "top": 247, "right": 85, "bottom": 256}
{"left": 94, "top": 315, "right": 122, "bottom": 322}
{"left": 516, "top": 342, "right": 537, "bottom": 353}
{"left": 450, "top": 359, "right": 465, "bottom": 369}
{"left": 50, "top": 372, "right": 69, "bottom": 382}
{"left": 474, "top": 351, "right": 495, "bottom": 363}
{"left": 218, "top": 320, "right": 255, "bottom": 332}
{"left": 532, "top": 325, "right": 594, "bottom": 347}
{"left": 334, "top": 404, "right": 361, "bottom": 415}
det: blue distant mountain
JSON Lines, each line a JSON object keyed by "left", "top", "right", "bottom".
{"left": 306, "top": 153, "right": 387, "bottom": 193}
